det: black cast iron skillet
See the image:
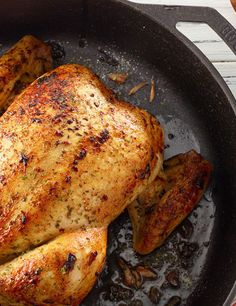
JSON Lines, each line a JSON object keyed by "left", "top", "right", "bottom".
{"left": 0, "top": 1, "right": 235, "bottom": 305}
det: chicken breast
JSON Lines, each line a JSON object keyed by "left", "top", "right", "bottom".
{"left": 0, "top": 63, "right": 164, "bottom": 305}
{"left": 0, "top": 63, "right": 163, "bottom": 261}
{"left": 0, "top": 35, "right": 52, "bottom": 111}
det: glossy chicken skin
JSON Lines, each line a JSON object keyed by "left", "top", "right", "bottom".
{"left": 0, "top": 64, "right": 163, "bottom": 262}
{"left": 128, "top": 150, "right": 212, "bottom": 254}
{"left": 0, "top": 64, "right": 163, "bottom": 305}
{"left": 0, "top": 228, "right": 107, "bottom": 306}
{"left": 0, "top": 35, "right": 52, "bottom": 111}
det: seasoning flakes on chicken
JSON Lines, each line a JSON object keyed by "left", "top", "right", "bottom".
{"left": 0, "top": 64, "right": 164, "bottom": 305}
{"left": 128, "top": 150, "right": 212, "bottom": 255}
{"left": 0, "top": 35, "right": 52, "bottom": 111}
{"left": 0, "top": 47, "right": 213, "bottom": 303}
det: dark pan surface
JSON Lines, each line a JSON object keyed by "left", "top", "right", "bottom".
{"left": 0, "top": 0, "right": 235, "bottom": 305}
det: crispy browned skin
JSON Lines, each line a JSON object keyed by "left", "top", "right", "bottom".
{"left": 128, "top": 150, "right": 212, "bottom": 255}
{"left": 0, "top": 64, "right": 163, "bottom": 261}
{"left": 0, "top": 35, "right": 52, "bottom": 111}
{"left": 0, "top": 64, "right": 164, "bottom": 304}
{"left": 0, "top": 228, "right": 107, "bottom": 306}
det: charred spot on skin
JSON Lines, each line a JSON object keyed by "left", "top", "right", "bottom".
{"left": 20, "top": 153, "right": 29, "bottom": 167}
{"left": 73, "top": 149, "right": 87, "bottom": 164}
{"left": 21, "top": 268, "right": 43, "bottom": 286}
{"left": 89, "top": 130, "right": 109, "bottom": 150}
{"left": 35, "top": 268, "right": 43, "bottom": 275}
{"left": 43, "top": 299, "right": 54, "bottom": 304}
{"left": 67, "top": 119, "right": 73, "bottom": 124}
{"left": 140, "top": 164, "right": 151, "bottom": 180}
{"left": 72, "top": 166, "right": 78, "bottom": 172}
{"left": 19, "top": 106, "right": 25, "bottom": 115}
{"left": 99, "top": 129, "right": 110, "bottom": 144}
{"left": 49, "top": 186, "right": 57, "bottom": 195}
{"left": 52, "top": 113, "right": 65, "bottom": 124}
{"left": 34, "top": 109, "right": 44, "bottom": 116}
{"left": 61, "top": 253, "right": 77, "bottom": 274}
{"left": 37, "top": 72, "right": 57, "bottom": 86}
{"left": 0, "top": 175, "right": 6, "bottom": 186}
{"left": 31, "top": 118, "right": 42, "bottom": 123}
{"left": 79, "top": 148, "right": 87, "bottom": 159}
{"left": 56, "top": 140, "right": 70, "bottom": 146}
{"left": 88, "top": 251, "right": 98, "bottom": 265}
{"left": 59, "top": 103, "right": 68, "bottom": 110}
{"left": 65, "top": 175, "right": 71, "bottom": 183}
{"left": 55, "top": 130, "right": 63, "bottom": 137}
{"left": 102, "top": 194, "right": 108, "bottom": 201}
{"left": 89, "top": 136, "right": 95, "bottom": 143}
{"left": 21, "top": 211, "right": 27, "bottom": 225}
{"left": 51, "top": 93, "right": 66, "bottom": 104}
{"left": 29, "top": 102, "right": 37, "bottom": 108}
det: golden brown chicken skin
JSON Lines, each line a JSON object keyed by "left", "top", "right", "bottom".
{"left": 0, "top": 64, "right": 163, "bottom": 262}
{"left": 0, "top": 61, "right": 212, "bottom": 305}
{"left": 128, "top": 150, "right": 212, "bottom": 255}
{"left": 0, "top": 228, "right": 107, "bottom": 306}
{"left": 0, "top": 35, "right": 52, "bottom": 111}
{"left": 0, "top": 64, "right": 164, "bottom": 305}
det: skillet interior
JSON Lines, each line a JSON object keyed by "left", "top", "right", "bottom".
{"left": 0, "top": 0, "right": 235, "bottom": 305}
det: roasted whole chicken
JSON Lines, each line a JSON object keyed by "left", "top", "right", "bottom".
{"left": 0, "top": 38, "right": 212, "bottom": 305}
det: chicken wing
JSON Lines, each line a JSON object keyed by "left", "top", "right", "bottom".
{"left": 128, "top": 150, "right": 212, "bottom": 255}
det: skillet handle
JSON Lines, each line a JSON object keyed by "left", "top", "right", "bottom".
{"left": 125, "top": 2, "right": 236, "bottom": 56}
{"left": 161, "top": 5, "right": 236, "bottom": 56}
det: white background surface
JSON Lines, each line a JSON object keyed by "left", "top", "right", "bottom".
{"left": 129, "top": 0, "right": 236, "bottom": 97}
